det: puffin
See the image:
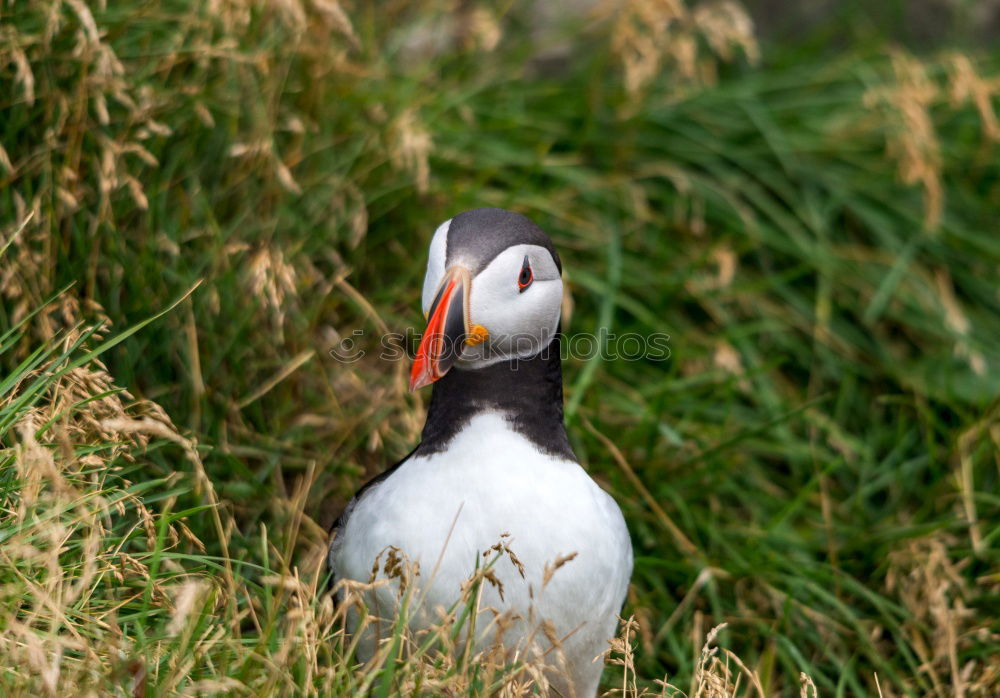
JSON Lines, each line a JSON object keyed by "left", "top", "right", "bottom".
{"left": 328, "top": 208, "right": 632, "bottom": 697}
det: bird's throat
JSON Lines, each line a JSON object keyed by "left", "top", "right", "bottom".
{"left": 417, "top": 335, "right": 574, "bottom": 460}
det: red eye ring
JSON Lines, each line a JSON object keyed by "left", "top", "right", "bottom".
{"left": 517, "top": 255, "right": 533, "bottom": 292}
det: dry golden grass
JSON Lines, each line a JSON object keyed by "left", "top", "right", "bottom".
{"left": 0, "top": 300, "right": 817, "bottom": 695}
{"left": 2, "top": 0, "right": 998, "bottom": 695}
{"left": 601, "top": 0, "right": 758, "bottom": 106}
{"left": 863, "top": 48, "right": 1000, "bottom": 232}
{"left": 8, "top": 301, "right": 995, "bottom": 695}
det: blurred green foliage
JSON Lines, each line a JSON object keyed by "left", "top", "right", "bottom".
{"left": 1, "top": 0, "right": 998, "bottom": 694}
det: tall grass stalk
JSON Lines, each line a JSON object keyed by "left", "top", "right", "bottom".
{"left": 2, "top": 0, "right": 998, "bottom": 695}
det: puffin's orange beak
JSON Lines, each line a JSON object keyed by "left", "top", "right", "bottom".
{"left": 410, "top": 267, "right": 470, "bottom": 391}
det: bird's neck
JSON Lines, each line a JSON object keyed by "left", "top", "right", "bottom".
{"left": 417, "top": 334, "right": 574, "bottom": 460}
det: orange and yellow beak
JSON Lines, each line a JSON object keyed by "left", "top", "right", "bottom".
{"left": 410, "top": 267, "right": 473, "bottom": 391}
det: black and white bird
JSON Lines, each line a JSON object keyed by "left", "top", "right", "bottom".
{"left": 328, "top": 208, "right": 632, "bottom": 697}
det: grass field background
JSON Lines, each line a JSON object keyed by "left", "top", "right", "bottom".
{"left": 1, "top": 0, "right": 998, "bottom": 695}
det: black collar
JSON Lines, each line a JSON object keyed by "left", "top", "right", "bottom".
{"left": 416, "top": 333, "right": 574, "bottom": 460}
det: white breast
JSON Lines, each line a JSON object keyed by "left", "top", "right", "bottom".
{"left": 332, "top": 412, "right": 632, "bottom": 696}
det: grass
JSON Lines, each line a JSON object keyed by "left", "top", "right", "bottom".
{"left": 1, "top": 0, "right": 999, "bottom": 695}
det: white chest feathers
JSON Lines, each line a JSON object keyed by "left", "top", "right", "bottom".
{"left": 330, "top": 412, "right": 633, "bottom": 696}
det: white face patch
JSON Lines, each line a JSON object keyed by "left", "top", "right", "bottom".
{"left": 421, "top": 219, "right": 451, "bottom": 315}
{"left": 462, "top": 244, "right": 562, "bottom": 366}
{"left": 418, "top": 218, "right": 563, "bottom": 367}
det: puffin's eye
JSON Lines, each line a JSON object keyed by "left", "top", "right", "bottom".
{"left": 517, "top": 255, "right": 533, "bottom": 292}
